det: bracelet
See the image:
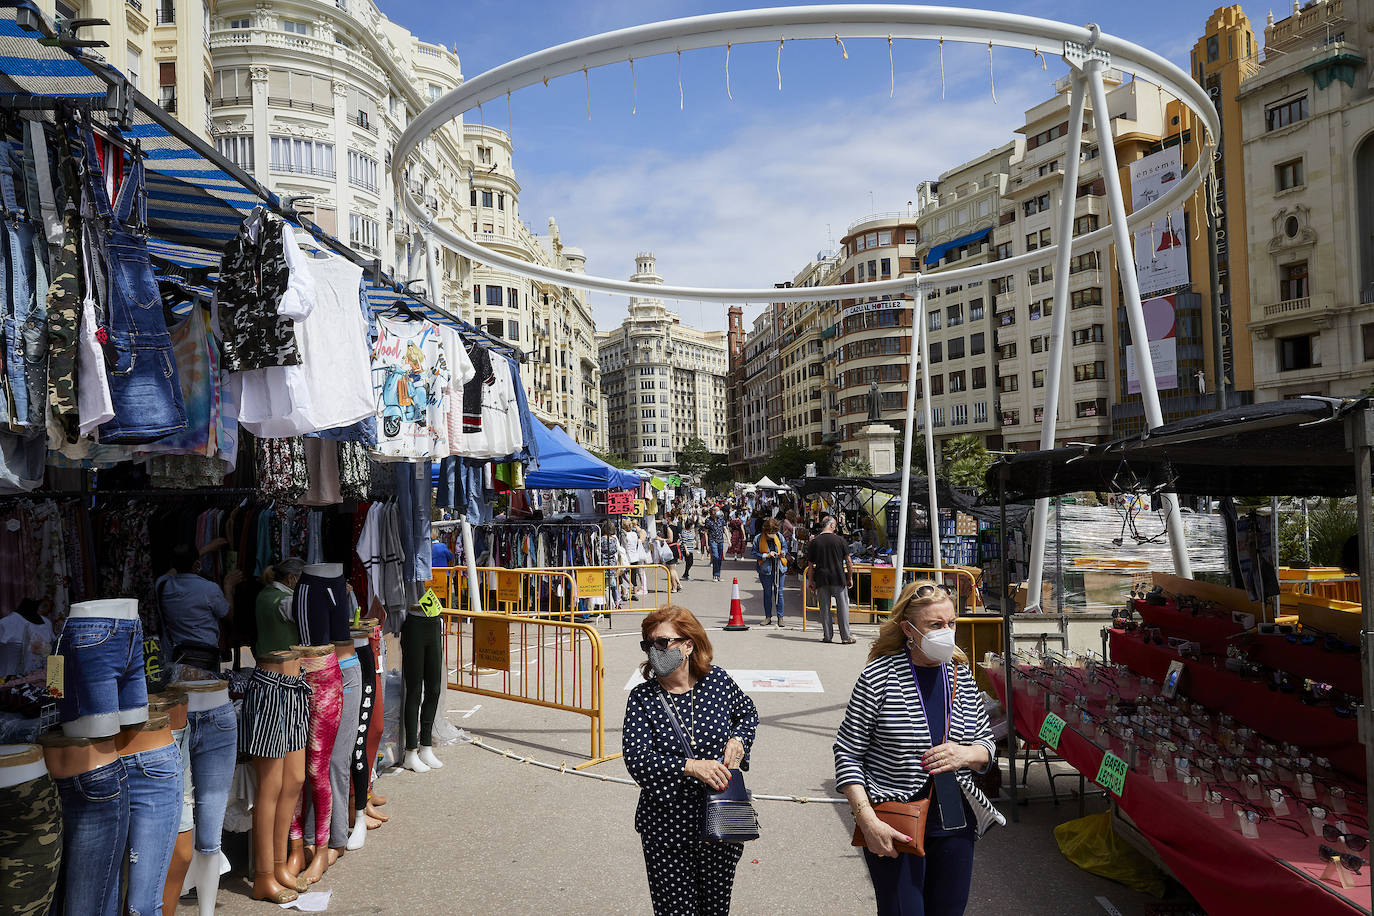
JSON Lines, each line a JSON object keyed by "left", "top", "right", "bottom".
{"left": 851, "top": 801, "right": 872, "bottom": 816}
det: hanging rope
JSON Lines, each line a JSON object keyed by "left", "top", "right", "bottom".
{"left": 506, "top": 91, "right": 512, "bottom": 142}
{"left": 777, "top": 38, "right": 784, "bottom": 91}
{"left": 1033, "top": 47, "right": 1046, "bottom": 70}
{"left": 584, "top": 67, "right": 590, "bottom": 120}
{"left": 835, "top": 35, "right": 848, "bottom": 59}
{"left": 725, "top": 42, "right": 733, "bottom": 100}
{"left": 888, "top": 36, "right": 894, "bottom": 99}
{"left": 677, "top": 49, "right": 684, "bottom": 110}
{"left": 630, "top": 58, "right": 637, "bottom": 115}
{"left": 988, "top": 41, "right": 998, "bottom": 104}
{"left": 939, "top": 38, "right": 946, "bottom": 100}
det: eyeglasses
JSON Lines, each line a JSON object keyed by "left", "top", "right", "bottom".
{"left": 1322, "top": 825, "right": 1369, "bottom": 852}
{"left": 1319, "top": 844, "right": 1365, "bottom": 873}
{"left": 912, "top": 582, "right": 955, "bottom": 599}
{"left": 640, "top": 636, "right": 688, "bottom": 653}
{"left": 1235, "top": 805, "right": 1308, "bottom": 835}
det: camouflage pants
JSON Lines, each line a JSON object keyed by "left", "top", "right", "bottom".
{"left": 0, "top": 773, "right": 61, "bottom": 915}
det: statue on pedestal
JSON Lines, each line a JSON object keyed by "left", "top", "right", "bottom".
{"left": 867, "top": 381, "right": 881, "bottom": 422}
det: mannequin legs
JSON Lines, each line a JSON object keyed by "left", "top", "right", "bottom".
{"left": 250, "top": 756, "right": 298, "bottom": 902}
{"left": 163, "top": 831, "right": 193, "bottom": 914}
{"left": 278, "top": 748, "right": 306, "bottom": 887}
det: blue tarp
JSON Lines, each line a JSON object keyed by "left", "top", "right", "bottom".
{"left": 924, "top": 226, "right": 993, "bottom": 266}
{"left": 524, "top": 419, "right": 641, "bottom": 490}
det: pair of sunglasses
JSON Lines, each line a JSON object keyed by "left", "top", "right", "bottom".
{"left": 1319, "top": 844, "right": 1366, "bottom": 873}
{"left": 911, "top": 582, "right": 955, "bottom": 599}
{"left": 640, "top": 636, "right": 689, "bottom": 653}
{"left": 1322, "top": 825, "right": 1369, "bottom": 852}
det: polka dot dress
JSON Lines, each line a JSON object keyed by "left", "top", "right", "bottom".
{"left": 623, "top": 665, "right": 759, "bottom": 915}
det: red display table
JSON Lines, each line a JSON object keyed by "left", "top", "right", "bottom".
{"left": 989, "top": 665, "right": 1369, "bottom": 916}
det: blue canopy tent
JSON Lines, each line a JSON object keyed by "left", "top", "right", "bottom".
{"left": 524, "top": 419, "right": 641, "bottom": 490}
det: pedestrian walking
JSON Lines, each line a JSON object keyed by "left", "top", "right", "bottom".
{"left": 623, "top": 605, "right": 759, "bottom": 916}
{"left": 752, "top": 518, "right": 787, "bottom": 627}
{"left": 808, "top": 516, "right": 857, "bottom": 644}
{"left": 834, "top": 581, "right": 1004, "bottom": 916}
{"left": 728, "top": 512, "right": 746, "bottom": 560}
{"left": 679, "top": 513, "right": 698, "bottom": 581}
{"left": 704, "top": 508, "right": 727, "bottom": 581}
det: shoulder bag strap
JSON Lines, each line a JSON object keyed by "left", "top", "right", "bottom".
{"left": 656, "top": 690, "right": 694, "bottom": 757}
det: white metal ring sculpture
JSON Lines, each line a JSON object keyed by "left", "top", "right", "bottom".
{"left": 392, "top": 4, "right": 1218, "bottom": 304}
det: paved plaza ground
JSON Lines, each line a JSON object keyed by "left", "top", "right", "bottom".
{"left": 182, "top": 556, "right": 1193, "bottom": 915}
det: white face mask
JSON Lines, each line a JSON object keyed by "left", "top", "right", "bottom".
{"left": 907, "top": 623, "right": 957, "bottom": 664}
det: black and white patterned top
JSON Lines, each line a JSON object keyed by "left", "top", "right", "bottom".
{"left": 217, "top": 214, "right": 300, "bottom": 372}
{"left": 623, "top": 666, "right": 759, "bottom": 840}
{"left": 834, "top": 653, "right": 1005, "bottom": 836}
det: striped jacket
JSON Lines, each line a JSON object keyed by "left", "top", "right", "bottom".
{"left": 834, "top": 653, "right": 1005, "bottom": 836}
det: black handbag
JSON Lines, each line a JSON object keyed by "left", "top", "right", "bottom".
{"left": 657, "top": 691, "right": 761, "bottom": 843}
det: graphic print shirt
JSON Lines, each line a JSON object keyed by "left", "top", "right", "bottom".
{"left": 370, "top": 316, "right": 450, "bottom": 460}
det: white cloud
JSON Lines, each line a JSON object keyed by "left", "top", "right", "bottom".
{"left": 525, "top": 77, "right": 1042, "bottom": 332}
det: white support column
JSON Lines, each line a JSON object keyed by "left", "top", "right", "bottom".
{"left": 1024, "top": 72, "right": 1088, "bottom": 611}
{"left": 894, "top": 279, "right": 923, "bottom": 588}
{"left": 1085, "top": 59, "right": 1193, "bottom": 579}
{"left": 461, "top": 519, "right": 483, "bottom": 614}
{"left": 919, "top": 303, "right": 942, "bottom": 574}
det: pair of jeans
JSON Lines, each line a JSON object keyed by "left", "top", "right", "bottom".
{"left": 0, "top": 773, "right": 61, "bottom": 915}
{"left": 863, "top": 833, "right": 976, "bottom": 916}
{"left": 291, "top": 653, "right": 341, "bottom": 848}
{"left": 395, "top": 460, "right": 434, "bottom": 584}
{"left": 81, "top": 131, "right": 186, "bottom": 443}
{"left": 818, "top": 584, "right": 853, "bottom": 642}
{"left": 184, "top": 700, "right": 238, "bottom": 854}
{"left": 0, "top": 147, "right": 47, "bottom": 432}
{"left": 123, "top": 742, "right": 183, "bottom": 916}
{"left": 401, "top": 613, "right": 442, "bottom": 749}
{"left": 54, "top": 615, "right": 148, "bottom": 736}
{"left": 759, "top": 570, "right": 781, "bottom": 622}
{"left": 304, "top": 654, "right": 360, "bottom": 847}
{"left": 709, "top": 540, "right": 724, "bottom": 579}
{"left": 52, "top": 758, "right": 129, "bottom": 916}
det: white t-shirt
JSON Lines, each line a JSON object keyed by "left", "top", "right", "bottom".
{"left": 370, "top": 316, "right": 450, "bottom": 460}
{"left": 290, "top": 242, "right": 374, "bottom": 432}
{"left": 436, "top": 327, "right": 477, "bottom": 457}
{"left": 0, "top": 612, "right": 53, "bottom": 678}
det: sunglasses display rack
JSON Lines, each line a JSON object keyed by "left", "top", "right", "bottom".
{"left": 986, "top": 614, "right": 1370, "bottom": 915}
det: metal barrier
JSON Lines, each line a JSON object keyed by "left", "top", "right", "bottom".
{"left": 438, "top": 607, "right": 616, "bottom": 766}
{"left": 1278, "top": 567, "right": 1361, "bottom": 604}
{"left": 799, "top": 564, "right": 984, "bottom": 632}
{"left": 427, "top": 564, "right": 672, "bottom": 624}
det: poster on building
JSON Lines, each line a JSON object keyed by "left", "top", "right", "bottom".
{"left": 1125, "top": 296, "right": 1179, "bottom": 394}
{"left": 841, "top": 299, "right": 907, "bottom": 320}
{"left": 1130, "top": 147, "right": 1189, "bottom": 298}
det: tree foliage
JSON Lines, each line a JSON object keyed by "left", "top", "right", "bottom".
{"left": 899, "top": 433, "right": 996, "bottom": 492}
{"left": 760, "top": 437, "right": 830, "bottom": 483}
{"left": 676, "top": 437, "right": 714, "bottom": 482}
{"left": 833, "top": 454, "right": 872, "bottom": 477}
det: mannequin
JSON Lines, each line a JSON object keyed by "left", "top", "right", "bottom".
{"left": 401, "top": 603, "right": 444, "bottom": 772}
{"left": 293, "top": 563, "right": 350, "bottom": 646}
{"left": 304, "top": 634, "right": 362, "bottom": 865}
{"left": 363, "top": 620, "right": 388, "bottom": 820}
{"left": 172, "top": 679, "right": 237, "bottom": 914}
{"left": 153, "top": 690, "right": 195, "bottom": 916}
{"left": 346, "top": 624, "right": 381, "bottom": 850}
{"left": 240, "top": 649, "right": 308, "bottom": 902}
{"left": 40, "top": 732, "right": 127, "bottom": 915}
{"left": 57, "top": 598, "right": 148, "bottom": 738}
{"left": 117, "top": 711, "right": 181, "bottom": 916}
{"left": 0, "top": 743, "right": 61, "bottom": 915}
{"left": 288, "top": 643, "right": 342, "bottom": 885}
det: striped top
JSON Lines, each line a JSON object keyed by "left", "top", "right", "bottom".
{"left": 834, "top": 653, "right": 1005, "bottom": 836}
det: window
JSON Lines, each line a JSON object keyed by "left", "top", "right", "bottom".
{"left": 993, "top": 276, "right": 1014, "bottom": 295}
{"left": 998, "top": 374, "right": 1019, "bottom": 393}
{"left": 969, "top": 298, "right": 985, "bottom": 322}
{"left": 1069, "top": 252, "right": 1100, "bottom": 274}
{"left": 857, "top": 263, "right": 866, "bottom": 281}
{"left": 973, "top": 402, "right": 988, "bottom": 424}
{"left": 928, "top": 310, "right": 942, "bottom": 332}
{"left": 1002, "top": 409, "right": 1021, "bottom": 426}
{"left": 1022, "top": 193, "right": 1051, "bottom": 217}
{"left": 1071, "top": 287, "right": 1103, "bottom": 309}
{"left": 929, "top": 342, "right": 942, "bottom": 364}
{"left": 1025, "top": 228, "right": 1052, "bottom": 251}
{"left": 497, "top": 193, "right": 505, "bottom": 211}
{"left": 970, "top": 332, "right": 985, "bottom": 356}
{"left": 477, "top": 146, "right": 492, "bottom": 164}
{"left": 930, "top": 376, "right": 944, "bottom": 396}
{"left": 472, "top": 285, "right": 480, "bottom": 303}
{"left": 229, "top": 17, "right": 250, "bottom": 28}
{"left": 1074, "top": 360, "right": 1107, "bottom": 381}
{"left": 1364, "top": 324, "right": 1374, "bottom": 361}
{"left": 506, "top": 320, "right": 519, "bottom": 341}
{"left": 952, "top": 404, "right": 968, "bottom": 426}
{"left": 508, "top": 287, "right": 519, "bottom": 309}
{"left": 868, "top": 260, "right": 877, "bottom": 280}
{"left": 946, "top": 304, "right": 963, "bottom": 327}
{"left": 1028, "top": 265, "right": 1053, "bottom": 285}
{"left": 266, "top": 70, "right": 333, "bottom": 112}
{"left": 470, "top": 188, "right": 477, "bottom": 207}
{"left": 348, "top": 88, "right": 377, "bottom": 131}
{"left": 280, "top": 17, "right": 311, "bottom": 35}
{"left": 347, "top": 150, "right": 378, "bottom": 192}
{"left": 269, "top": 137, "right": 335, "bottom": 177}
{"left": 932, "top": 407, "right": 945, "bottom": 427}
{"left": 1075, "top": 398, "right": 1106, "bottom": 418}
{"left": 1280, "top": 261, "right": 1309, "bottom": 301}
{"left": 125, "top": 46, "right": 142, "bottom": 89}
{"left": 1029, "top": 300, "right": 1053, "bottom": 320}
{"left": 997, "top": 342, "right": 1018, "bottom": 360}
{"left": 996, "top": 310, "right": 1015, "bottom": 327}
{"left": 481, "top": 190, "right": 493, "bottom": 208}
{"left": 1034, "top": 406, "right": 1045, "bottom": 422}
{"left": 214, "top": 135, "right": 253, "bottom": 171}
{"left": 880, "top": 258, "right": 891, "bottom": 277}
{"left": 994, "top": 242, "right": 1012, "bottom": 260}
{"left": 348, "top": 214, "right": 379, "bottom": 252}
{"left": 1072, "top": 324, "right": 1105, "bottom": 345}
{"left": 878, "top": 230, "right": 892, "bottom": 246}
{"left": 972, "top": 367, "right": 987, "bottom": 389}
{"left": 908, "top": 257, "right": 920, "bottom": 271}
{"left": 212, "top": 67, "right": 253, "bottom": 105}
{"left": 1278, "top": 334, "right": 1317, "bottom": 371}
{"left": 1073, "top": 214, "right": 1099, "bottom": 236}
{"left": 1206, "top": 35, "right": 1219, "bottom": 62}
{"left": 1077, "top": 178, "right": 1106, "bottom": 198}
{"left": 1037, "top": 159, "right": 1059, "bottom": 177}
{"left": 1275, "top": 159, "right": 1304, "bottom": 191}
{"left": 949, "top": 370, "right": 966, "bottom": 392}
{"left": 1030, "top": 336, "right": 1045, "bottom": 354}
{"left": 156, "top": 0, "right": 174, "bottom": 24}
{"left": 1265, "top": 95, "right": 1308, "bottom": 132}
{"left": 1026, "top": 123, "right": 1066, "bottom": 151}
{"left": 485, "top": 286, "right": 503, "bottom": 308}
{"left": 947, "top": 337, "right": 965, "bottom": 360}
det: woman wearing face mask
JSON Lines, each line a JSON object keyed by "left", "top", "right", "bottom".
{"left": 623, "top": 605, "right": 759, "bottom": 916}
{"left": 833, "top": 581, "right": 1004, "bottom": 916}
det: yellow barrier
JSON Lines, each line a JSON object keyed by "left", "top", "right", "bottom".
{"left": 439, "top": 607, "right": 616, "bottom": 766}
{"left": 427, "top": 564, "right": 672, "bottom": 623}
{"left": 799, "top": 565, "right": 984, "bottom": 632}
{"left": 1278, "top": 567, "right": 1361, "bottom": 604}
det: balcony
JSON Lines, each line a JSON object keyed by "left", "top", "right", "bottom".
{"left": 208, "top": 28, "right": 383, "bottom": 84}
{"left": 349, "top": 112, "right": 377, "bottom": 134}
{"left": 1250, "top": 291, "right": 1335, "bottom": 337}
{"left": 155, "top": 5, "right": 174, "bottom": 24}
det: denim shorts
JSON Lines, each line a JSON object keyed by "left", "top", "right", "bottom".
{"left": 184, "top": 701, "right": 238, "bottom": 855}
{"left": 55, "top": 616, "right": 149, "bottom": 735}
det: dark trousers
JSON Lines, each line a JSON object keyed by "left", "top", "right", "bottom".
{"left": 642, "top": 836, "right": 743, "bottom": 916}
{"left": 863, "top": 833, "right": 975, "bottom": 916}
{"left": 400, "top": 613, "right": 442, "bottom": 749}
{"left": 682, "top": 551, "right": 694, "bottom": 578}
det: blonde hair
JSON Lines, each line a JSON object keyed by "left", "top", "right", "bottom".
{"left": 867, "top": 580, "right": 969, "bottom": 666}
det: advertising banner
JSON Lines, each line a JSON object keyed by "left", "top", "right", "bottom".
{"left": 1130, "top": 147, "right": 1189, "bottom": 298}
{"left": 841, "top": 299, "right": 907, "bottom": 321}
{"left": 1125, "top": 296, "right": 1179, "bottom": 394}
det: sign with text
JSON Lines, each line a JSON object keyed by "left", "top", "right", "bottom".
{"left": 1125, "top": 296, "right": 1179, "bottom": 394}
{"left": 496, "top": 571, "right": 521, "bottom": 605}
{"left": 416, "top": 588, "right": 442, "bottom": 618}
{"left": 841, "top": 299, "right": 907, "bottom": 321}
{"left": 576, "top": 569, "right": 605, "bottom": 598}
{"left": 632, "top": 499, "right": 646, "bottom": 518}
{"left": 1038, "top": 712, "right": 1067, "bottom": 750}
{"left": 1130, "top": 147, "right": 1190, "bottom": 299}
{"left": 607, "top": 491, "right": 636, "bottom": 515}
{"left": 871, "top": 567, "right": 897, "bottom": 600}
{"left": 473, "top": 618, "right": 511, "bottom": 671}
{"left": 1095, "top": 751, "right": 1129, "bottom": 797}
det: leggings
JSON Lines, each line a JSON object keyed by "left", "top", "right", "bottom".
{"left": 401, "top": 613, "right": 442, "bottom": 749}
{"left": 364, "top": 628, "right": 384, "bottom": 797}
{"left": 682, "top": 551, "right": 694, "bottom": 578}
{"left": 351, "top": 638, "right": 378, "bottom": 812}
{"left": 290, "top": 653, "right": 341, "bottom": 847}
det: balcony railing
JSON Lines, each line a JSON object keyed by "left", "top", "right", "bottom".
{"left": 349, "top": 112, "right": 376, "bottom": 134}
{"left": 272, "top": 163, "right": 335, "bottom": 179}
{"left": 155, "top": 6, "right": 174, "bottom": 24}
{"left": 1263, "top": 296, "right": 1313, "bottom": 318}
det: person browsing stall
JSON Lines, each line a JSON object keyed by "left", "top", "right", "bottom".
{"left": 834, "top": 581, "right": 1004, "bottom": 916}
{"left": 156, "top": 541, "right": 243, "bottom": 673}
{"left": 808, "top": 516, "right": 857, "bottom": 644}
{"left": 623, "top": 605, "right": 759, "bottom": 915}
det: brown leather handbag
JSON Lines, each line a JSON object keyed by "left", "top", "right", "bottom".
{"left": 850, "top": 799, "right": 930, "bottom": 856}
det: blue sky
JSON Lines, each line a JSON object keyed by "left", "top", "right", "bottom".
{"left": 378, "top": 1, "right": 1246, "bottom": 330}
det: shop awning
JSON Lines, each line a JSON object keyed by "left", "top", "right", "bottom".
{"left": 923, "top": 227, "right": 992, "bottom": 266}
{"left": 524, "top": 419, "right": 641, "bottom": 490}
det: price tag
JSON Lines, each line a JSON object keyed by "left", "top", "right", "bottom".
{"left": 607, "top": 491, "right": 636, "bottom": 515}
{"left": 575, "top": 569, "right": 605, "bottom": 598}
{"left": 46, "top": 655, "right": 64, "bottom": 698}
{"left": 632, "top": 500, "right": 646, "bottom": 518}
{"left": 1038, "top": 712, "right": 1067, "bottom": 750}
{"left": 1095, "top": 751, "right": 1129, "bottom": 797}
{"left": 416, "top": 588, "right": 442, "bottom": 618}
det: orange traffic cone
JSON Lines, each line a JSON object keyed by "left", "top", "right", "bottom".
{"left": 724, "top": 578, "right": 749, "bottom": 631}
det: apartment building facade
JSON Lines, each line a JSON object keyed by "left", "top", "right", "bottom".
{"left": 597, "top": 254, "right": 729, "bottom": 470}
{"left": 737, "top": 308, "right": 777, "bottom": 477}
{"left": 776, "top": 257, "right": 840, "bottom": 452}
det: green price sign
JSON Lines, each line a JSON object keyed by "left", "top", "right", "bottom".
{"left": 1037, "top": 712, "right": 1066, "bottom": 750}
{"left": 1095, "top": 751, "right": 1129, "bottom": 797}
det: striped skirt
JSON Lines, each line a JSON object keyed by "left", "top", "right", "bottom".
{"left": 239, "top": 667, "right": 312, "bottom": 758}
